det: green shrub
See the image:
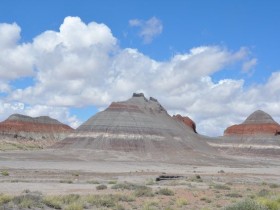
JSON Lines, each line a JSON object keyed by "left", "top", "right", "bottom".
{"left": 258, "top": 189, "right": 270, "bottom": 197}
{"left": 134, "top": 186, "right": 154, "bottom": 197}
{"left": 43, "top": 196, "right": 63, "bottom": 209}
{"left": 87, "top": 180, "right": 100, "bottom": 184}
{"left": 111, "top": 182, "right": 139, "bottom": 190}
{"left": 0, "top": 194, "right": 12, "bottom": 205}
{"left": 156, "top": 188, "right": 175, "bottom": 196}
{"left": 225, "top": 193, "right": 243, "bottom": 198}
{"left": 212, "top": 184, "right": 231, "bottom": 190}
{"left": 269, "top": 184, "right": 279, "bottom": 189}
{"left": 65, "top": 202, "right": 84, "bottom": 210}
{"left": 223, "top": 198, "right": 267, "bottom": 210}
{"left": 1, "top": 170, "right": 9, "bottom": 176}
{"left": 96, "top": 184, "right": 107, "bottom": 190}
{"left": 59, "top": 180, "right": 73, "bottom": 184}
{"left": 62, "top": 194, "right": 80, "bottom": 204}
{"left": 108, "top": 180, "right": 117, "bottom": 184}
{"left": 176, "top": 198, "right": 188, "bottom": 207}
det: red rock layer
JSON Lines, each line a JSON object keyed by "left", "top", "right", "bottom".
{"left": 0, "top": 120, "right": 73, "bottom": 133}
{"left": 224, "top": 123, "right": 280, "bottom": 136}
{"left": 173, "top": 114, "right": 196, "bottom": 133}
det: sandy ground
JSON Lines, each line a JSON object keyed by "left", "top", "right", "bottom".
{"left": 0, "top": 149, "right": 279, "bottom": 209}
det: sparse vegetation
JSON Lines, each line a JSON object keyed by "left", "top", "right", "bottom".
{"left": 212, "top": 183, "right": 231, "bottom": 190}
{"left": 96, "top": 184, "right": 107, "bottom": 190}
{"left": 108, "top": 180, "right": 118, "bottom": 184}
{"left": 134, "top": 186, "right": 154, "bottom": 197}
{"left": 87, "top": 180, "right": 100, "bottom": 184}
{"left": 223, "top": 198, "right": 267, "bottom": 210}
{"left": 176, "top": 198, "right": 188, "bottom": 207}
{"left": 59, "top": 180, "right": 73, "bottom": 184}
{"left": 1, "top": 170, "right": 9, "bottom": 176}
{"left": 156, "top": 188, "right": 175, "bottom": 196}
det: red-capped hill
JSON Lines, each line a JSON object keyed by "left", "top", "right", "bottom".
{"left": 224, "top": 110, "right": 280, "bottom": 136}
{"left": 0, "top": 114, "right": 73, "bottom": 148}
{"left": 173, "top": 114, "right": 196, "bottom": 133}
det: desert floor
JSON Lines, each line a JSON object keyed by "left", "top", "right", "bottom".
{"left": 0, "top": 149, "right": 279, "bottom": 209}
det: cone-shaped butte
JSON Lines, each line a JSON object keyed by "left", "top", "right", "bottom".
{"left": 172, "top": 114, "right": 196, "bottom": 133}
{"left": 0, "top": 114, "right": 73, "bottom": 147}
{"left": 224, "top": 110, "right": 280, "bottom": 136}
{"left": 54, "top": 93, "right": 216, "bottom": 161}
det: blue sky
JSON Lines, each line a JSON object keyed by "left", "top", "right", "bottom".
{"left": 0, "top": 0, "right": 280, "bottom": 136}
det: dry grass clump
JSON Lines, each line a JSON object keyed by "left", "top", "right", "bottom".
{"left": 134, "top": 186, "right": 154, "bottom": 197}
{"left": 1, "top": 170, "right": 9, "bottom": 176}
{"left": 96, "top": 184, "right": 107, "bottom": 190}
{"left": 223, "top": 198, "right": 267, "bottom": 210}
{"left": 176, "top": 198, "right": 188, "bottom": 207}
{"left": 212, "top": 183, "right": 231, "bottom": 190}
{"left": 156, "top": 188, "right": 175, "bottom": 196}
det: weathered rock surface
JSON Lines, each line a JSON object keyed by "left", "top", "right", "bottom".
{"left": 208, "top": 110, "right": 280, "bottom": 157}
{"left": 224, "top": 110, "right": 280, "bottom": 136}
{"left": 172, "top": 114, "right": 196, "bottom": 133}
{"left": 54, "top": 93, "right": 216, "bottom": 162}
{"left": 0, "top": 114, "right": 73, "bottom": 149}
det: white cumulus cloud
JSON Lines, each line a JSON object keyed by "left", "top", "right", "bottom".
{"left": 1, "top": 16, "right": 280, "bottom": 136}
{"left": 129, "top": 17, "right": 163, "bottom": 44}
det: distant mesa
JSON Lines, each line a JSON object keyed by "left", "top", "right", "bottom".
{"left": 0, "top": 113, "right": 73, "bottom": 148}
{"left": 54, "top": 93, "right": 216, "bottom": 161}
{"left": 224, "top": 110, "right": 280, "bottom": 136}
{"left": 173, "top": 114, "right": 196, "bottom": 133}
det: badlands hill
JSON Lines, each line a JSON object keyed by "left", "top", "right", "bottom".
{"left": 208, "top": 110, "right": 280, "bottom": 156}
{"left": 0, "top": 114, "right": 73, "bottom": 149}
{"left": 54, "top": 93, "right": 217, "bottom": 162}
{"left": 224, "top": 110, "right": 280, "bottom": 136}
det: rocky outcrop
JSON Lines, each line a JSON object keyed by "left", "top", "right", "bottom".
{"left": 173, "top": 114, "right": 196, "bottom": 133}
{"left": 207, "top": 110, "right": 280, "bottom": 157}
{"left": 0, "top": 114, "right": 73, "bottom": 148}
{"left": 224, "top": 110, "right": 280, "bottom": 136}
{"left": 53, "top": 93, "right": 216, "bottom": 162}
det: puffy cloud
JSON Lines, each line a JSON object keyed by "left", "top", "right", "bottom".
{"left": 129, "top": 17, "right": 163, "bottom": 44}
{"left": 0, "top": 23, "right": 34, "bottom": 80}
{"left": 1, "top": 16, "right": 280, "bottom": 136}
{"left": 242, "top": 58, "right": 257, "bottom": 72}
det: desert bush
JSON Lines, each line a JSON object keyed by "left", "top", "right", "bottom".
{"left": 223, "top": 198, "right": 267, "bottom": 210}
{"left": 258, "top": 189, "right": 270, "bottom": 197}
{"left": 226, "top": 193, "right": 243, "bottom": 198}
{"left": 0, "top": 194, "right": 12, "bottom": 205}
{"left": 13, "top": 192, "right": 43, "bottom": 209}
{"left": 200, "top": 197, "right": 212, "bottom": 203}
{"left": 59, "top": 180, "right": 73, "bottom": 184}
{"left": 87, "top": 180, "right": 100, "bottom": 184}
{"left": 142, "top": 200, "right": 159, "bottom": 210}
{"left": 62, "top": 194, "right": 80, "bottom": 204}
{"left": 1, "top": 170, "right": 9, "bottom": 176}
{"left": 111, "top": 182, "right": 139, "bottom": 190}
{"left": 96, "top": 184, "right": 107, "bottom": 190}
{"left": 43, "top": 195, "right": 63, "bottom": 209}
{"left": 115, "top": 194, "right": 135, "bottom": 202}
{"left": 156, "top": 188, "right": 175, "bottom": 196}
{"left": 108, "top": 180, "right": 117, "bottom": 184}
{"left": 85, "top": 195, "right": 116, "bottom": 208}
{"left": 212, "top": 183, "right": 231, "bottom": 190}
{"left": 176, "top": 198, "right": 188, "bottom": 207}
{"left": 257, "top": 196, "right": 280, "bottom": 210}
{"left": 134, "top": 186, "right": 154, "bottom": 197}
{"left": 269, "top": 183, "right": 279, "bottom": 189}
{"left": 65, "top": 202, "right": 84, "bottom": 210}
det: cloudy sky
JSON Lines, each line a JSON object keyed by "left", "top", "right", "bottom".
{"left": 0, "top": 0, "right": 280, "bottom": 136}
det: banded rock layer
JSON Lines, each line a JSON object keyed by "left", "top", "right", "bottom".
{"left": 224, "top": 110, "right": 280, "bottom": 136}
{"left": 208, "top": 110, "right": 280, "bottom": 157}
{"left": 54, "top": 93, "right": 216, "bottom": 161}
{"left": 0, "top": 114, "right": 73, "bottom": 148}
